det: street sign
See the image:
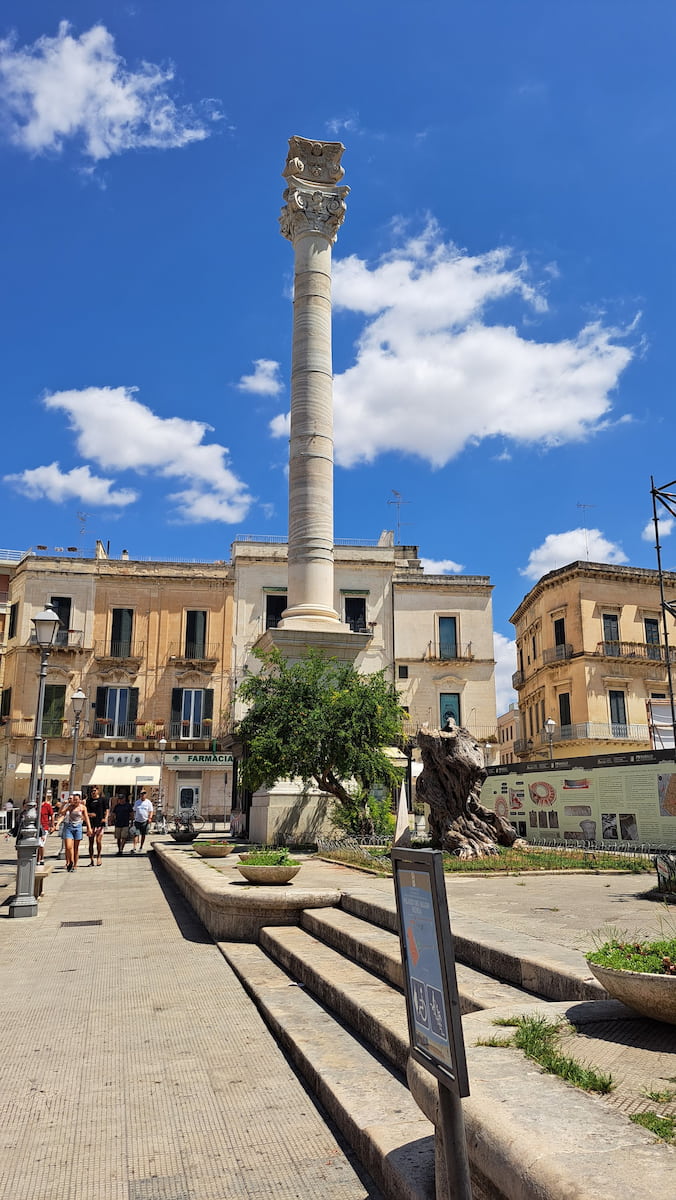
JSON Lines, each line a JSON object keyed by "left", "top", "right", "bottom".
{"left": 392, "top": 847, "right": 469, "bottom": 1096}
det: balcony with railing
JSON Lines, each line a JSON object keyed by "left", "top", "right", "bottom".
{"left": 595, "top": 640, "right": 675, "bottom": 663}
{"left": 94, "top": 640, "right": 145, "bottom": 662}
{"left": 168, "top": 643, "right": 220, "bottom": 665}
{"left": 28, "top": 630, "right": 84, "bottom": 652}
{"left": 169, "top": 720, "right": 215, "bottom": 740}
{"left": 424, "top": 641, "right": 474, "bottom": 662}
{"left": 0, "top": 716, "right": 71, "bottom": 738}
{"left": 511, "top": 669, "right": 525, "bottom": 688}
{"left": 402, "top": 713, "right": 497, "bottom": 742}
{"left": 543, "top": 643, "right": 573, "bottom": 664}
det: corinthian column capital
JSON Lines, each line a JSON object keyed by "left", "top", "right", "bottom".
{"left": 280, "top": 135, "right": 349, "bottom": 245}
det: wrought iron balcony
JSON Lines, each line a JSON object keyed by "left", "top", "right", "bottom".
{"left": 29, "top": 630, "right": 84, "bottom": 651}
{"left": 536, "top": 721, "right": 650, "bottom": 744}
{"left": 0, "top": 717, "right": 71, "bottom": 738}
{"left": 424, "top": 641, "right": 474, "bottom": 662}
{"left": 94, "top": 641, "right": 145, "bottom": 660}
{"left": 595, "top": 640, "right": 675, "bottom": 663}
{"left": 169, "top": 720, "right": 214, "bottom": 740}
{"left": 543, "top": 643, "right": 573, "bottom": 664}
{"left": 168, "top": 643, "right": 220, "bottom": 663}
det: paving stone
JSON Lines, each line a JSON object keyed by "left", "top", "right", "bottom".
{"left": 0, "top": 843, "right": 381, "bottom": 1200}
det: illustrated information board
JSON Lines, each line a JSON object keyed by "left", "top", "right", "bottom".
{"left": 392, "top": 849, "right": 469, "bottom": 1095}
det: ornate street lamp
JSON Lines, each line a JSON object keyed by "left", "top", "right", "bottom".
{"left": 157, "top": 736, "right": 167, "bottom": 829}
{"left": 9, "top": 605, "right": 60, "bottom": 918}
{"left": 68, "top": 688, "right": 87, "bottom": 795}
{"left": 544, "top": 717, "right": 556, "bottom": 763}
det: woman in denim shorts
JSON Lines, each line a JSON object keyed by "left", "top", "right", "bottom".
{"left": 60, "top": 793, "right": 93, "bottom": 873}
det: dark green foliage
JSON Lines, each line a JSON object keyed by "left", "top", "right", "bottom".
{"left": 588, "top": 937, "right": 676, "bottom": 975}
{"left": 630, "top": 1111, "right": 675, "bottom": 1142}
{"left": 237, "top": 649, "right": 405, "bottom": 811}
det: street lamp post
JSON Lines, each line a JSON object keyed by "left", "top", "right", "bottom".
{"left": 157, "top": 737, "right": 167, "bottom": 830}
{"left": 544, "top": 717, "right": 556, "bottom": 763}
{"left": 9, "top": 605, "right": 60, "bottom": 918}
{"left": 68, "top": 688, "right": 87, "bottom": 795}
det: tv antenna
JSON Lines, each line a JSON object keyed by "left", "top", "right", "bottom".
{"left": 387, "top": 490, "right": 410, "bottom": 545}
{"left": 576, "top": 502, "right": 595, "bottom": 559}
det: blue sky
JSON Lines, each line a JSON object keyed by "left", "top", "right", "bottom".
{"left": 2, "top": 2, "right": 675, "bottom": 710}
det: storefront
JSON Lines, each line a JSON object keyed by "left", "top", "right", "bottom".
{"left": 162, "top": 752, "right": 234, "bottom": 823}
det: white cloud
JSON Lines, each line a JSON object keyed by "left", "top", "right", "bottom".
{"left": 273, "top": 221, "right": 636, "bottom": 468}
{"left": 420, "top": 557, "right": 464, "bottom": 574}
{"left": 4, "top": 462, "right": 137, "bottom": 506}
{"left": 642, "top": 516, "right": 673, "bottom": 542}
{"left": 0, "top": 21, "right": 212, "bottom": 159}
{"left": 8, "top": 386, "right": 253, "bottom": 524}
{"left": 269, "top": 411, "right": 290, "bottom": 439}
{"left": 326, "top": 113, "right": 360, "bottom": 136}
{"left": 520, "top": 528, "right": 628, "bottom": 581}
{"left": 237, "top": 359, "right": 283, "bottom": 396}
{"left": 493, "top": 632, "right": 517, "bottom": 715}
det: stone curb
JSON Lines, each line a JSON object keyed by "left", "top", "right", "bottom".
{"left": 153, "top": 842, "right": 341, "bottom": 939}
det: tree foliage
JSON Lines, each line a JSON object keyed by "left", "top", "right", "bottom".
{"left": 237, "top": 649, "right": 406, "bottom": 819}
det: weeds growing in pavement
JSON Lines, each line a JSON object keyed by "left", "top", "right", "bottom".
{"left": 479, "top": 1014, "right": 614, "bottom": 1095}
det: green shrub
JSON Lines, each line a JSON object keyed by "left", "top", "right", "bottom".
{"left": 242, "top": 848, "right": 300, "bottom": 867}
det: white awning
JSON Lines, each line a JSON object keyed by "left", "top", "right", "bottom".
{"left": 15, "top": 762, "right": 72, "bottom": 778}
{"left": 85, "top": 765, "right": 161, "bottom": 786}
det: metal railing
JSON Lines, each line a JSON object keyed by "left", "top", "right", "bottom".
{"left": 0, "top": 717, "right": 72, "bottom": 738}
{"left": 516, "top": 723, "right": 651, "bottom": 750}
{"left": 94, "top": 640, "right": 145, "bottom": 659}
{"left": 169, "top": 721, "right": 215, "bottom": 740}
{"left": 424, "top": 641, "right": 474, "bottom": 662}
{"left": 543, "top": 643, "right": 573, "bottom": 664}
{"left": 402, "top": 715, "right": 497, "bottom": 742}
{"left": 596, "top": 640, "right": 675, "bottom": 662}
{"left": 168, "top": 643, "right": 220, "bottom": 661}
{"left": 29, "top": 630, "right": 84, "bottom": 650}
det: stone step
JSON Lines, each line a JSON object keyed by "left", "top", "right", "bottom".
{"left": 302, "top": 906, "right": 538, "bottom": 1015}
{"left": 217, "top": 939, "right": 438, "bottom": 1200}
{"left": 261, "top": 923, "right": 411, "bottom": 1073}
{"left": 339, "top": 889, "right": 603, "bottom": 1002}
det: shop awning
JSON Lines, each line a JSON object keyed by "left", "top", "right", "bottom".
{"left": 85, "top": 765, "right": 161, "bottom": 786}
{"left": 15, "top": 762, "right": 72, "bottom": 778}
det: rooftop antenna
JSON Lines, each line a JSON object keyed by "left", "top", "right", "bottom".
{"left": 576, "top": 502, "right": 595, "bottom": 559}
{"left": 387, "top": 490, "right": 410, "bottom": 545}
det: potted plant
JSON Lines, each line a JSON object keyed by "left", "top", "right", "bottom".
{"left": 237, "top": 847, "right": 301, "bottom": 884}
{"left": 193, "top": 839, "right": 234, "bottom": 858}
{"left": 586, "top": 934, "right": 676, "bottom": 1024}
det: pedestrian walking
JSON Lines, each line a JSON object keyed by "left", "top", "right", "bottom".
{"left": 37, "top": 790, "right": 54, "bottom": 866}
{"left": 111, "top": 795, "right": 134, "bottom": 855}
{"left": 132, "top": 789, "right": 154, "bottom": 854}
{"left": 58, "top": 792, "right": 92, "bottom": 872}
{"left": 55, "top": 793, "right": 69, "bottom": 859}
{"left": 86, "top": 786, "right": 109, "bottom": 867}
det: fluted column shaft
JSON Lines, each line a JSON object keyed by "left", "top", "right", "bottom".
{"left": 278, "top": 137, "right": 349, "bottom": 630}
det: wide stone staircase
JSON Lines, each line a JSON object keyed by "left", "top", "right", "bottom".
{"left": 217, "top": 891, "right": 546, "bottom": 1200}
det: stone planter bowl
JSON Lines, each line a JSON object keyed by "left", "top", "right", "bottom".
{"left": 587, "top": 960, "right": 676, "bottom": 1024}
{"left": 237, "top": 864, "right": 301, "bottom": 885}
{"left": 193, "top": 842, "right": 234, "bottom": 858}
{"left": 170, "top": 829, "right": 195, "bottom": 843}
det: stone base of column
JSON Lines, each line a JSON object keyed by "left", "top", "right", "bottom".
{"left": 254, "top": 626, "right": 372, "bottom": 663}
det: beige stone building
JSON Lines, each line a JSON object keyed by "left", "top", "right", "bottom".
{"left": 497, "top": 704, "right": 520, "bottom": 764}
{"left": 230, "top": 535, "right": 498, "bottom": 840}
{"left": 0, "top": 546, "right": 235, "bottom": 819}
{"left": 510, "top": 560, "right": 676, "bottom": 761}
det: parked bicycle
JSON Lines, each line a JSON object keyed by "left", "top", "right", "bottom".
{"left": 169, "top": 810, "right": 205, "bottom": 842}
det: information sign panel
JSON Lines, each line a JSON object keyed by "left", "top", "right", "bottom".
{"left": 392, "top": 847, "right": 469, "bottom": 1096}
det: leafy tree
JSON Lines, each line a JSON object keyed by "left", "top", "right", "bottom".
{"left": 237, "top": 649, "right": 405, "bottom": 832}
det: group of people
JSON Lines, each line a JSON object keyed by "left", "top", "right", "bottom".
{"left": 6, "top": 787, "right": 154, "bottom": 871}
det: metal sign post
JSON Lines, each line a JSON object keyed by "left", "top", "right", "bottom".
{"left": 392, "top": 847, "right": 473, "bottom": 1200}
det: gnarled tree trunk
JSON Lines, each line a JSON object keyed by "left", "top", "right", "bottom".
{"left": 417, "top": 726, "right": 517, "bottom": 859}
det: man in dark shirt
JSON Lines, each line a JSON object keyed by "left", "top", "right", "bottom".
{"left": 111, "top": 795, "right": 133, "bottom": 855}
{"left": 86, "top": 786, "right": 109, "bottom": 866}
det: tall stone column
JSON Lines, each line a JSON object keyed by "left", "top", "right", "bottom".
{"left": 278, "top": 137, "right": 348, "bottom": 631}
